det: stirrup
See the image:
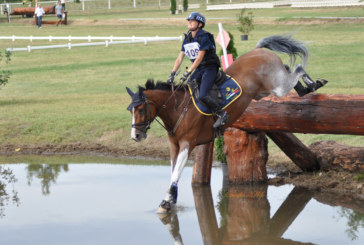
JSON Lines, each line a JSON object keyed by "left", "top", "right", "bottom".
{"left": 213, "top": 111, "right": 228, "bottom": 128}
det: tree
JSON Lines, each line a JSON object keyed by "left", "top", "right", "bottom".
{"left": 237, "top": 9, "right": 254, "bottom": 39}
{"left": 0, "top": 166, "right": 20, "bottom": 218}
{"left": 183, "top": 0, "right": 188, "bottom": 12}
{"left": 0, "top": 50, "right": 11, "bottom": 89}
{"left": 170, "top": 0, "right": 177, "bottom": 14}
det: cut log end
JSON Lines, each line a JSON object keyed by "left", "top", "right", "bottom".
{"left": 309, "top": 140, "right": 364, "bottom": 172}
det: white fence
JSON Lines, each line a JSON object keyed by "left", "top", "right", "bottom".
{"left": 5, "top": 35, "right": 182, "bottom": 52}
{"left": 207, "top": 2, "right": 275, "bottom": 11}
{"left": 1, "top": 35, "right": 182, "bottom": 42}
{"left": 291, "top": 0, "right": 364, "bottom": 8}
{"left": 206, "top": 0, "right": 364, "bottom": 10}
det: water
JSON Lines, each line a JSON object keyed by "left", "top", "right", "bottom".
{"left": 0, "top": 158, "right": 363, "bottom": 245}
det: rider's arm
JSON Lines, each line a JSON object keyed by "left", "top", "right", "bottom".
{"left": 188, "top": 50, "right": 206, "bottom": 73}
{"left": 172, "top": 51, "right": 185, "bottom": 73}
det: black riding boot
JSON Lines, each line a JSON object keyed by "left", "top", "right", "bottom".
{"left": 201, "top": 95, "right": 229, "bottom": 128}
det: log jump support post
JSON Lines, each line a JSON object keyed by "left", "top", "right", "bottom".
{"left": 192, "top": 93, "right": 364, "bottom": 185}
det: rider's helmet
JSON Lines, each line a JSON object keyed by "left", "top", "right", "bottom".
{"left": 186, "top": 12, "right": 205, "bottom": 28}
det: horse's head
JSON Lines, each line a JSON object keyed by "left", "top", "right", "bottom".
{"left": 126, "top": 86, "right": 156, "bottom": 142}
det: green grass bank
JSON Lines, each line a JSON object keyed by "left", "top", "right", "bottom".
{"left": 0, "top": 6, "right": 363, "bottom": 161}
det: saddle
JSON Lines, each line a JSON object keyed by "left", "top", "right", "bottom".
{"left": 187, "top": 70, "right": 243, "bottom": 115}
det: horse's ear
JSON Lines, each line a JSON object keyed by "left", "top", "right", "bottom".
{"left": 126, "top": 87, "right": 134, "bottom": 97}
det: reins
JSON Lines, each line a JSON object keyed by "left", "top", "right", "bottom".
{"left": 134, "top": 80, "right": 191, "bottom": 136}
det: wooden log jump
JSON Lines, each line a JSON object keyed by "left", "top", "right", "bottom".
{"left": 34, "top": 11, "right": 67, "bottom": 25}
{"left": 10, "top": 6, "right": 55, "bottom": 15}
{"left": 233, "top": 93, "right": 364, "bottom": 135}
{"left": 192, "top": 93, "right": 364, "bottom": 185}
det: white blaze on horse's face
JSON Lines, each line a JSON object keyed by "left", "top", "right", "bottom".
{"left": 131, "top": 107, "right": 137, "bottom": 140}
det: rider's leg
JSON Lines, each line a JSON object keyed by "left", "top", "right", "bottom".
{"left": 199, "top": 67, "right": 228, "bottom": 128}
{"left": 187, "top": 68, "right": 201, "bottom": 84}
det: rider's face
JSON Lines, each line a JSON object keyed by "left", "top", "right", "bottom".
{"left": 188, "top": 20, "right": 199, "bottom": 31}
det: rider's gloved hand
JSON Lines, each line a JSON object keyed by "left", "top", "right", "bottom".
{"left": 181, "top": 69, "right": 192, "bottom": 82}
{"left": 167, "top": 71, "right": 176, "bottom": 84}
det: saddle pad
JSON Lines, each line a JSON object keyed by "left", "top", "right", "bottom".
{"left": 188, "top": 75, "right": 242, "bottom": 116}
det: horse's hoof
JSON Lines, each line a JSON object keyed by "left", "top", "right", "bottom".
{"left": 316, "top": 78, "right": 328, "bottom": 87}
{"left": 157, "top": 200, "right": 171, "bottom": 214}
{"left": 157, "top": 213, "right": 171, "bottom": 225}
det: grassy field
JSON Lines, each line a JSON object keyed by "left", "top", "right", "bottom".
{"left": 0, "top": 5, "right": 363, "bottom": 161}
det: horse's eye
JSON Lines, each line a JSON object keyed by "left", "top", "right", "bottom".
{"left": 138, "top": 108, "right": 144, "bottom": 116}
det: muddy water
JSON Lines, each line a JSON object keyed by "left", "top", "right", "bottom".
{"left": 0, "top": 157, "right": 363, "bottom": 245}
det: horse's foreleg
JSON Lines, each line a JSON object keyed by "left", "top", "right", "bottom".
{"left": 158, "top": 143, "right": 190, "bottom": 213}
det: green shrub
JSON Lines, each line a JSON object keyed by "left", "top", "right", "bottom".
{"left": 0, "top": 50, "right": 11, "bottom": 89}
{"left": 215, "top": 136, "right": 227, "bottom": 164}
{"left": 237, "top": 9, "right": 254, "bottom": 35}
{"left": 170, "top": 0, "right": 176, "bottom": 14}
{"left": 219, "top": 31, "right": 238, "bottom": 60}
{"left": 183, "top": 0, "right": 188, "bottom": 11}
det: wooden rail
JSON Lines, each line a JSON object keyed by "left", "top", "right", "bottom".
{"left": 192, "top": 93, "right": 364, "bottom": 185}
{"left": 233, "top": 93, "right": 364, "bottom": 135}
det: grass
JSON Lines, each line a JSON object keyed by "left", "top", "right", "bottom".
{"left": 354, "top": 172, "right": 364, "bottom": 181}
{"left": 0, "top": 6, "right": 363, "bottom": 160}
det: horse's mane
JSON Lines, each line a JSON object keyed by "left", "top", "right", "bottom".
{"left": 140, "top": 79, "right": 188, "bottom": 92}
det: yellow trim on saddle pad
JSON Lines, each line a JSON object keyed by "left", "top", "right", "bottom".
{"left": 188, "top": 75, "right": 243, "bottom": 116}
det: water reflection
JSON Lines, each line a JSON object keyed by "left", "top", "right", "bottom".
{"left": 158, "top": 212, "right": 184, "bottom": 245}
{"left": 26, "top": 164, "right": 69, "bottom": 195}
{"left": 0, "top": 162, "right": 363, "bottom": 245}
{"left": 0, "top": 166, "right": 20, "bottom": 218}
{"left": 160, "top": 184, "right": 364, "bottom": 245}
{"left": 339, "top": 208, "right": 364, "bottom": 241}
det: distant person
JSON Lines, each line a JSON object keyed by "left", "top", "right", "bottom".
{"left": 34, "top": 3, "right": 45, "bottom": 29}
{"left": 61, "top": 0, "right": 66, "bottom": 11}
{"left": 55, "top": 0, "right": 63, "bottom": 26}
{"left": 4, "top": 0, "right": 8, "bottom": 14}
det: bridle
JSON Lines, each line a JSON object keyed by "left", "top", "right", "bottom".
{"left": 131, "top": 84, "right": 191, "bottom": 136}
{"left": 131, "top": 96, "right": 154, "bottom": 135}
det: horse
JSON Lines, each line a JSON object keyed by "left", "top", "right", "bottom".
{"left": 126, "top": 34, "right": 327, "bottom": 213}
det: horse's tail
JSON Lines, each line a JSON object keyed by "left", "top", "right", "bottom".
{"left": 256, "top": 34, "right": 308, "bottom": 67}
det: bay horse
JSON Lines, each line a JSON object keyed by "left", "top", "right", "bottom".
{"left": 126, "top": 35, "right": 326, "bottom": 213}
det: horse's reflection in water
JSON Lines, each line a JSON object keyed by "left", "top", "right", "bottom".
{"left": 159, "top": 185, "right": 315, "bottom": 245}
{"left": 158, "top": 211, "right": 183, "bottom": 245}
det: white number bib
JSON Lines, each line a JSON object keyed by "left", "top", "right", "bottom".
{"left": 184, "top": 42, "right": 200, "bottom": 60}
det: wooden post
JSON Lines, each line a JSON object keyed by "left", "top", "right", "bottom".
{"left": 192, "top": 186, "right": 220, "bottom": 245}
{"left": 192, "top": 142, "right": 214, "bottom": 185}
{"left": 223, "top": 128, "right": 268, "bottom": 184}
{"left": 267, "top": 132, "right": 319, "bottom": 171}
{"left": 63, "top": 11, "right": 67, "bottom": 25}
{"left": 221, "top": 185, "right": 270, "bottom": 243}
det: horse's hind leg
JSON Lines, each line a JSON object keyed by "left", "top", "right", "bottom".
{"left": 289, "top": 64, "right": 328, "bottom": 97}
{"left": 285, "top": 65, "right": 312, "bottom": 96}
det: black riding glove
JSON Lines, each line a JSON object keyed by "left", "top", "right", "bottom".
{"left": 167, "top": 71, "right": 176, "bottom": 84}
{"left": 181, "top": 70, "right": 191, "bottom": 82}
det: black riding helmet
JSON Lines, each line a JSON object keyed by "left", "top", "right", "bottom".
{"left": 186, "top": 12, "right": 206, "bottom": 28}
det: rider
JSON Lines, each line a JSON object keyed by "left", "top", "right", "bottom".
{"left": 167, "top": 12, "right": 228, "bottom": 128}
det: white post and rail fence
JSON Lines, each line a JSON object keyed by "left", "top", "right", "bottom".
{"left": 3, "top": 35, "right": 183, "bottom": 52}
